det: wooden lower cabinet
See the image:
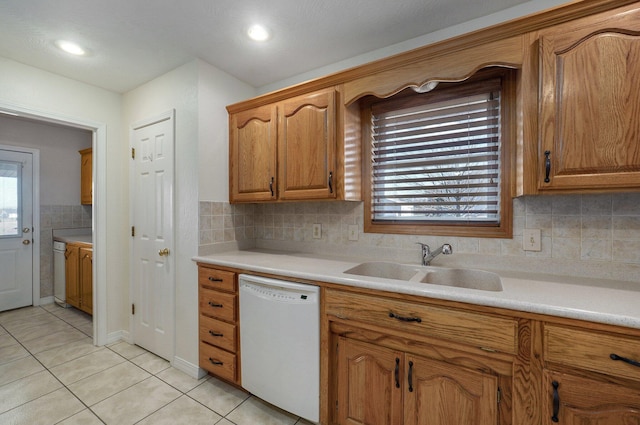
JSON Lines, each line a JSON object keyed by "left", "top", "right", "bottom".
{"left": 542, "top": 371, "right": 640, "bottom": 424}
{"left": 336, "top": 337, "right": 403, "bottom": 425}
{"left": 64, "top": 242, "right": 92, "bottom": 315}
{"left": 197, "top": 264, "right": 240, "bottom": 385}
{"left": 405, "top": 354, "right": 498, "bottom": 425}
{"left": 336, "top": 337, "right": 498, "bottom": 425}
{"left": 327, "top": 288, "right": 508, "bottom": 425}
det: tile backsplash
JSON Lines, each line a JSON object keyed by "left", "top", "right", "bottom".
{"left": 40, "top": 204, "right": 92, "bottom": 297}
{"left": 198, "top": 193, "right": 640, "bottom": 283}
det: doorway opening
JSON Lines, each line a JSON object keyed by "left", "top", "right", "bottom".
{"left": 0, "top": 105, "right": 107, "bottom": 347}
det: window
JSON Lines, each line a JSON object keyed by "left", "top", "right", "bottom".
{"left": 362, "top": 69, "right": 514, "bottom": 238}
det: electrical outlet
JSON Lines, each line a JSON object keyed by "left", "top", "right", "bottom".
{"left": 348, "top": 225, "right": 359, "bottom": 241}
{"left": 313, "top": 223, "right": 322, "bottom": 239}
{"left": 523, "top": 228, "right": 541, "bottom": 251}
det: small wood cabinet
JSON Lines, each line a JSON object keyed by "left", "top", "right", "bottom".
{"left": 228, "top": 86, "right": 361, "bottom": 203}
{"left": 541, "top": 323, "right": 640, "bottom": 424}
{"left": 326, "top": 288, "right": 512, "bottom": 425}
{"left": 537, "top": 5, "right": 640, "bottom": 191}
{"left": 197, "top": 264, "right": 240, "bottom": 384}
{"left": 65, "top": 242, "right": 92, "bottom": 315}
{"left": 79, "top": 148, "right": 92, "bottom": 205}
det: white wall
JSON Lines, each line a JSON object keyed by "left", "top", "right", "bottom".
{"left": 198, "top": 61, "right": 256, "bottom": 202}
{"left": 0, "top": 116, "right": 92, "bottom": 205}
{"left": 123, "top": 59, "right": 254, "bottom": 372}
{"left": 258, "top": 0, "right": 572, "bottom": 94}
{"left": 0, "top": 56, "right": 125, "bottom": 339}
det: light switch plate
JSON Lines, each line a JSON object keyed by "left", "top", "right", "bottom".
{"left": 523, "top": 228, "right": 541, "bottom": 251}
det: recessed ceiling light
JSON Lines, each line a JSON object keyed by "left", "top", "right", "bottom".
{"left": 55, "top": 40, "right": 87, "bottom": 56}
{"left": 247, "top": 25, "right": 271, "bottom": 42}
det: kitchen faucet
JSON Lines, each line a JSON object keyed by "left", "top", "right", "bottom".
{"left": 416, "top": 243, "right": 453, "bottom": 266}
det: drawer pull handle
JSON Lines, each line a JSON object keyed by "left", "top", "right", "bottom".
{"left": 610, "top": 353, "right": 640, "bottom": 368}
{"left": 408, "top": 361, "right": 414, "bottom": 393}
{"left": 544, "top": 150, "right": 551, "bottom": 183}
{"left": 208, "top": 357, "right": 223, "bottom": 366}
{"left": 394, "top": 358, "right": 400, "bottom": 388}
{"left": 551, "top": 380, "right": 559, "bottom": 422}
{"left": 208, "top": 301, "right": 223, "bottom": 308}
{"left": 209, "top": 330, "right": 223, "bottom": 337}
{"left": 208, "top": 277, "right": 223, "bottom": 282}
{"left": 389, "top": 312, "right": 422, "bottom": 323}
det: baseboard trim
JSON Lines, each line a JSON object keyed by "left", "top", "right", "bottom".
{"left": 39, "top": 296, "right": 54, "bottom": 306}
{"left": 106, "top": 330, "right": 131, "bottom": 345}
{"left": 172, "top": 356, "right": 207, "bottom": 379}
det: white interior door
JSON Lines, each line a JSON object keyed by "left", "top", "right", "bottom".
{"left": 0, "top": 149, "right": 33, "bottom": 312}
{"left": 131, "top": 111, "right": 175, "bottom": 361}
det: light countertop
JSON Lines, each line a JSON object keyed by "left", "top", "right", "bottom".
{"left": 194, "top": 249, "right": 640, "bottom": 330}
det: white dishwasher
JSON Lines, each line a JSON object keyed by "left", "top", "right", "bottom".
{"left": 239, "top": 274, "right": 320, "bottom": 423}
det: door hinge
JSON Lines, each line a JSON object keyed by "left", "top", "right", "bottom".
{"left": 132, "top": 303, "right": 135, "bottom": 315}
{"left": 131, "top": 226, "right": 135, "bottom": 237}
{"left": 131, "top": 147, "right": 135, "bottom": 159}
{"left": 497, "top": 387, "right": 501, "bottom": 404}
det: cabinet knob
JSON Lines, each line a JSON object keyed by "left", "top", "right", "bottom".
{"left": 158, "top": 248, "right": 170, "bottom": 256}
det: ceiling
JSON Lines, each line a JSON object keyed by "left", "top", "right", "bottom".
{"left": 0, "top": 0, "right": 536, "bottom": 93}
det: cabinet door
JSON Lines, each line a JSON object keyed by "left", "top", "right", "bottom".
{"left": 539, "top": 9, "right": 640, "bottom": 190}
{"left": 404, "top": 355, "right": 499, "bottom": 425}
{"left": 229, "top": 104, "right": 277, "bottom": 202}
{"left": 336, "top": 337, "right": 403, "bottom": 425}
{"left": 79, "top": 247, "right": 92, "bottom": 315}
{"left": 543, "top": 370, "right": 640, "bottom": 424}
{"left": 64, "top": 245, "right": 80, "bottom": 309}
{"left": 278, "top": 88, "right": 336, "bottom": 200}
{"left": 79, "top": 148, "right": 92, "bottom": 205}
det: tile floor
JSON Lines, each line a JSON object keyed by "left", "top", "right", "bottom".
{"left": 0, "top": 304, "right": 314, "bottom": 425}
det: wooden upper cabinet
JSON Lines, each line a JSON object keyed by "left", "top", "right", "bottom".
{"left": 79, "top": 148, "right": 92, "bottom": 205}
{"left": 229, "top": 104, "right": 277, "bottom": 202}
{"left": 278, "top": 88, "right": 336, "bottom": 200}
{"left": 228, "top": 86, "right": 362, "bottom": 203}
{"left": 538, "top": 6, "right": 640, "bottom": 191}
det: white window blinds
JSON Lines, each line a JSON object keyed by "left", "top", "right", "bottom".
{"left": 370, "top": 79, "right": 502, "bottom": 224}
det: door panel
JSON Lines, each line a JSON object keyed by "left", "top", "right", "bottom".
{"left": 0, "top": 150, "right": 33, "bottom": 312}
{"left": 131, "top": 112, "right": 174, "bottom": 361}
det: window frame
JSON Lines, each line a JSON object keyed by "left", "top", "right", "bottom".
{"left": 361, "top": 68, "right": 515, "bottom": 238}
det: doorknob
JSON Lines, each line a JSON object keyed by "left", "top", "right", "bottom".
{"left": 23, "top": 227, "right": 30, "bottom": 233}
{"left": 158, "top": 248, "right": 170, "bottom": 256}
{"left": 23, "top": 240, "right": 31, "bottom": 245}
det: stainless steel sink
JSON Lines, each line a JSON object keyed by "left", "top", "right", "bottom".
{"left": 343, "top": 261, "right": 422, "bottom": 281}
{"left": 343, "top": 262, "right": 503, "bottom": 292}
{"left": 421, "top": 268, "right": 503, "bottom": 291}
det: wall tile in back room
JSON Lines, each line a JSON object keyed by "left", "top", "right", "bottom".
{"left": 198, "top": 193, "right": 640, "bottom": 284}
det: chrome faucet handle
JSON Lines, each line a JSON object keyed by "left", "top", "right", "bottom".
{"left": 442, "top": 244, "right": 453, "bottom": 255}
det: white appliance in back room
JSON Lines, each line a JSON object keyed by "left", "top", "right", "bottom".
{"left": 52, "top": 228, "right": 92, "bottom": 307}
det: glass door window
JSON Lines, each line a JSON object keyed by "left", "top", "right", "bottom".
{"left": 0, "top": 160, "right": 21, "bottom": 237}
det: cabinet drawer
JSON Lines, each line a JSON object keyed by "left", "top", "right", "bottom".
{"left": 199, "top": 315, "right": 237, "bottom": 352}
{"left": 199, "top": 288, "right": 237, "bottom": 322}
{"left": 199, "top": 342, "right": 237, "bottom": 383}
{"left": 544, "top": 324, "right": 640, "bottom": 382}
{"left": 199, "top": 267, "right": 236, "bottom": 293}
{"left": 325, "top": 289, "right": 518, "bottom": 354}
